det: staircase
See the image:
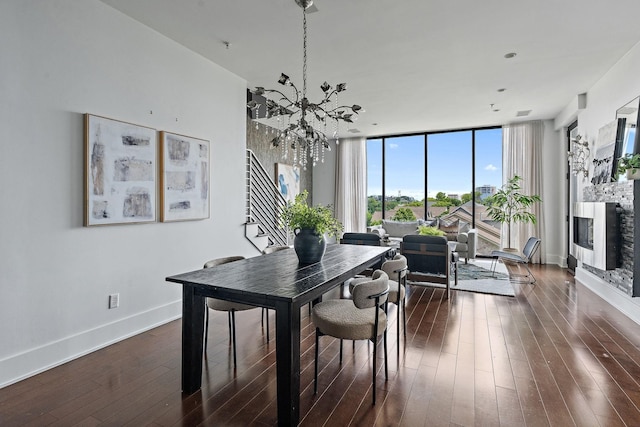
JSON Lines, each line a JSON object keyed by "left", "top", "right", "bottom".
{"left": 245, "top": 149, "right": 290, "bottom": 251}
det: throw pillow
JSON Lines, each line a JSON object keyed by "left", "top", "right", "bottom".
{"left": 438, "top": 218, "right": 459, "bottom": 241}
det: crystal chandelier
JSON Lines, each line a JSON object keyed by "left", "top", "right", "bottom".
{"left": 568, "top": 134, "right": 590, "bottom": 178}
{"left": 247, "top": 0, "right": 362, "bottom": 169}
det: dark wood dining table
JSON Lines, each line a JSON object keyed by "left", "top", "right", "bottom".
{"left": 166, "top": 243, "right": 389, "bottom": 426}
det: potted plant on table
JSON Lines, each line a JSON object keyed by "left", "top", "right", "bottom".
{"left": 486, "top": 175, "right": 542, "bottom": 250}
{"left": 617, "top": 153, "right": 640, "bottom": 180}
{"left": 279, "top": 190, "right": 343, "bottom": 264}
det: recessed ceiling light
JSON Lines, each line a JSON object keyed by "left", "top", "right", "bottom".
{"left": 371, "top": 123, "right": 378, "bottom": 126}
{"left": 504, "top": 52, "right": 517, "bottom": 59}
{"left": 497, "top": 88, "right": 506, "bottom": 92}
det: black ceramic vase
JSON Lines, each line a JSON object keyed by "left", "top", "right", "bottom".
{"left": 293, "top": 228, "right": 326, "bottom": 264}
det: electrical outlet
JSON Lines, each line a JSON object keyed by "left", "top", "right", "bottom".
{"left": 108, "top": 293, "right": 120, "bottom": 309}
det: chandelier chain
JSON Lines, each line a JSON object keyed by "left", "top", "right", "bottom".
{"left": 302, "top": 8, "right": 307, "bottom": 100}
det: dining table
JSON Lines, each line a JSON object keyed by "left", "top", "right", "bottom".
{"left": 166, "top": 243, "right": 389, "bottom": 426}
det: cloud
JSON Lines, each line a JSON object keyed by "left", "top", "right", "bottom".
{"left": 484, "top": 164, "right": 497, "bottom": 171}
{"left": 389, "top": 143, "right": 399, "bottom": 149}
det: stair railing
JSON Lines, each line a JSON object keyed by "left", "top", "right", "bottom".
{"left": 246, "top": 149, "right": 289, "bottom": 247}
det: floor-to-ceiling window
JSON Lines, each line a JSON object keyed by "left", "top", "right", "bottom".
{"left": 383, "top": 135, "right": 425, "bottom": 220}
{"left": 366, "top": 139, "right": 383, "bottom": 226}
{"left": 473, "top": 128, "right": 503, "bottom": 254}
{"left": 427, "top": 131, "right": 472, "bottom": 219}
{"left": 367, "top": 127, "right": 503, "bottom": 255}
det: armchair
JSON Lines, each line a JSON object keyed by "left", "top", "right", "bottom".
{"left": 400, "top": 235, "right": 457, "bottom": 299}
{"left": 449, "top": 228, "right": 477, "bottom": 263}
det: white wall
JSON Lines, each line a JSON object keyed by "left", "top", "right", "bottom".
{"left": 557, "top": 39, "right": 640, "bottom": 324}
{"left": 0, "top": 0, "right": 255, "bottom": 387}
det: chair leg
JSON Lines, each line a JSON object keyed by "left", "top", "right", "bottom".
{"left": 204, "top": 305, "right": 209, "bottom": 357}
{"left": 372, "top": 335, "right": 377, "bottom": 405}
{"left": 396, "top": 301, "right": 401, "bottom": 351}
{"left": 314, "top": 329, "right": 320, "bottom": 394}
{"left": 523, "top": 263, "right": 536, "bottom": 283}
{"left": 384, "top": 327, "right": 388, "bottom": 380}
{"left": 339, "top": 339, "right": 343, "bottom": 363}
{"left": 231, "top": 310, "right": 237, "bottom": 368}
{"left": 266, "top": 309, "right": 270, "bottom": 342}
{"left": 402, "top": 296, "right": 407, "bottom": 339}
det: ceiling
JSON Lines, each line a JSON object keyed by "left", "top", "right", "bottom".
{"left": 101, "top": 0, "right": 640, "bottom": 138}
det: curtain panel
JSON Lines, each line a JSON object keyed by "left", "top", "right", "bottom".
{"left": 502, "top": 121, "right": 545, "bottom": 263}
{"left": 334, "top": 137, "right": 367, "bottom": 233}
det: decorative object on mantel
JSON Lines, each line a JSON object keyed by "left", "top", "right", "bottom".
{"left": 567, "top": 134, "right": 590, "bottom": 178}
{"left": 246, "top": 0, "right": 362, "bottom": 170}
{"left": 279, "top": 190, "right": 343, "bottom": 263}
{"left": 485, "top": 175, "right": 542, "bottom": 250}
{"left": 617, "top": 153, "right": 640, "bottom": 180}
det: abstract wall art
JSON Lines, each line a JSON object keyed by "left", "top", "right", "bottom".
{"left": 84, "top": 114, "right": 157, "bottom": 226}
{"left": 591, "top": 118, "right": 626, "bottom": 185}
{"left": 275, "top": 163, "right": 300, "bottom": 204}
{"left": 160, "top": 131, "right": 210, "bottom": 222}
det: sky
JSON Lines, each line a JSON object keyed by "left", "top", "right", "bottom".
{"left": 367, "top": 128, "right": 503, "bottom": 200}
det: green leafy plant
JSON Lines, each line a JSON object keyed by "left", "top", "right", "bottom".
{"left": 392, "top": 207, "right": 417, "bottom": 221}
{"left": 418, "top": 225, "right": 445, "bottom": 236}
{"left": 486, "top": 175, "right": 542, "bottom": 248}
{"left": 617, "top": 153, "right": 640, "bottom": 176}
{"left": 279, "top": 190, "right": 343, "bottom": 239}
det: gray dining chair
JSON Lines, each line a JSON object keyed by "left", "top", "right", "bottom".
{"left": 260, "top": 245, "right": 290, "bottom": 337}
{"left": 349, "top": 254, "right": 407, "bottom": 346}
{"left": 203, "top": 256, "right": 260, "bottom": 367}
{"left": 312, "top": 270, "right": 390, "bottom": 404}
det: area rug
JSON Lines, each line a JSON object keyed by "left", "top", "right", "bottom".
{"left": 457, "top": 262, "right": 509, "bottom": 281}
{"left": 409, "top": 260, "right": 515, "bottom": 297}
{"left": 455, "top": 260, "right": 514, "bottom": 297}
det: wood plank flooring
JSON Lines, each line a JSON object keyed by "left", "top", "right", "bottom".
{"left": 2, "top": 264, "right": 640, "bottom": 426}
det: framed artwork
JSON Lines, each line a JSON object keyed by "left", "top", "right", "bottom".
{"left": 275, "top": 163, "right": 300, "bottom": 204}
{"left": 84, "top": 114, "right": 157, "bottom": 226}
{"left": 159, "top": 131, "right": 210, "bottom": 222}
{"left": 591, "top": 118, "right": 625, "bottom": 185}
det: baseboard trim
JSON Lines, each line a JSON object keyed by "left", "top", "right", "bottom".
{"left": 575, "top": 267, "right": 640, "bottom": 326}
{"left": 0, "top": 300, "right": 182, "bottom": 389}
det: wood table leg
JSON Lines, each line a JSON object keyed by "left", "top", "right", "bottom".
{"left": 275, "top": 300, "right": 301, "bottom": 426}
{"left": 182, "top": 285, "right": 205, "bottom": 394}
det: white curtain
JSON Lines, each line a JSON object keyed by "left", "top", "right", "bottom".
{"left": 502, "top": 121, "right": 545, "bottom": 263}
{"left": 334, "top": 137, "right": 367, "bottom": 233}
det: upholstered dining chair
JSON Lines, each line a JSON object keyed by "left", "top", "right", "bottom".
{"left": 490, "top": 237, "right": 541, "bottom": 283}
{"left": 260, "top": 245, "right": 290, "bottom": 335}
{"left": 203, "top": 256, "right": 260, "bottom": 367}
{"left": 312, "top": 270, "right": 390, "bottom": 404}
{"left": 340, "top": 232, "right": 384, "bottom": 271}
{"left": 262, "top": 245, "right": 290, "bottom": 254}
{"left": 349, "top": 254, "right": 408, "bottom": 345}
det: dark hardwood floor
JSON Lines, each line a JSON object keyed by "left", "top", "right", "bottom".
{"left": 2, "top": 264, "right": 640, "bottom": 426}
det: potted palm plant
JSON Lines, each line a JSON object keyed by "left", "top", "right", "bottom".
{"left": 617, "top": 153, "right": 640, "bottom": 180}
{"left": 486, "top": 175, "right": 542, "bottom": 250}
{"left": 279, "top": 190, "right": 343, "bottom": 264}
